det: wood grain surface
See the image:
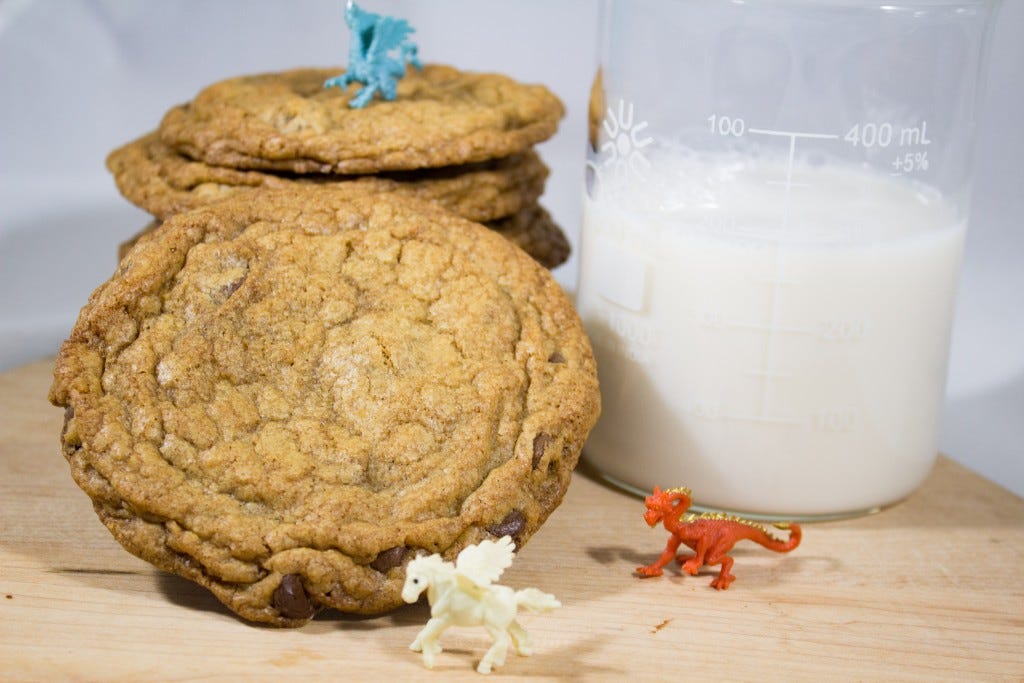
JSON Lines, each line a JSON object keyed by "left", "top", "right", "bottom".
{"left": 1, "top": 358, "right": 1022, "bottom": 681}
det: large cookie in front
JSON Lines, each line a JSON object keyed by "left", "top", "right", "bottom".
{"left": 159, "top": 65, "right": 565, "bottom": 174}
{"left": 108, "top": 132, "right": 549, "bottom": 223}
{"left": 49, "top": 189, "right": 600, "bottom": 626}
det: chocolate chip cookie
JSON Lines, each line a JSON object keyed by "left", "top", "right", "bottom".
{"left": 108, "top": 132, "right": 549, "bottom": 223}
{"left": 489, "top": 203, "right": 571, "bottom": 270}
{"left": 51, "top": 188, "right": 599, "bottom": 626}
{"left": 159, "top": 65, "right": 565, "bottom": 174}
{"left": 116, "top": 200, "right": 570, "bottom": 270}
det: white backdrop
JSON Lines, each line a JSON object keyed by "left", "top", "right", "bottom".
{"left": 1, "top": 0, "right": 1020, "bottom": 495}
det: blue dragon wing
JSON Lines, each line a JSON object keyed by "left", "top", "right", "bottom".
{"left": 367, "top": 17, "right": 417, "bottom": 74}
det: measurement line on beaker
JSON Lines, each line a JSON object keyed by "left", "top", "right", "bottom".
{"left": 747, "top": 128, "right": 840, "bottom": 231}
{"left": 689, "top": 404, "right": 804, "bottom": 426}
{"left": 710, "top": 318, "right": 816, "bottom": 337}
{"left": 759, "top": 243, "right": 786, "bottom": 419}
{"left": 746, "top": 129, "right": 841, "bottom": 140}
{"left": 742, "top": 129, "right": 839, "bottom": 421}
{"left": 702, "top": 118, "right": 857, "bottom": 431}
{"left": 724, "top": 413, "right": 804, "bottom": 426}
{"left": 688, "top": 401, "right": 806, "bottom": 428}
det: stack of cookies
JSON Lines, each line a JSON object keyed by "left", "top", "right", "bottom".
{"left": 51, "top": 64, "right": 600, "bottom": 627}
{"left": 108, "top": 65, "right": 571, "bottom": 269}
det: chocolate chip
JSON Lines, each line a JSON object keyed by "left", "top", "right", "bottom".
{"left": 532, "top": 433, "right": 553, "bottom": 469}
{"left": 61, "top": 405, "right": 82, "bottom": 452}
{"left": 272, "top": 574, "right": 315, "bottom": 619}
{"left": 370, "top": 546, "right": 408, "bottom": 573}
{"left": 220, "top": 275, "right": 246, "bottom": 298}
{"left": 548, "top": 351, "right": 566, "bottom": 363}
{"left": 60, "top": 406, "right": 74, "bottom": 441}
{"left": 487, "top": 509, "right": 527, "bottom": 541}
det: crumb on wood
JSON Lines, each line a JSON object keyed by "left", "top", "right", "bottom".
{"left": 650, "top": 618, "right": 671, "bottom": 634}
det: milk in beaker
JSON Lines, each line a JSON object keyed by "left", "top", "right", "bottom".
{"left": 577, "top": 152, "right": 964, "bottom": 516}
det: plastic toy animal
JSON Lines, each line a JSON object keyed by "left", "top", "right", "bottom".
{"left": 402, "top": 536, "right": 561, "bottom": 675}
{"left": 324, "top": 0, "right": 422, "bottom": 108}
{"left": 637, "top": 486, "right": 801, "bottom": 589}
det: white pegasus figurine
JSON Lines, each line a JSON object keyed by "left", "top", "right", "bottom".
{"left": 401, "top": 535, "right": 561, "bottom": 674}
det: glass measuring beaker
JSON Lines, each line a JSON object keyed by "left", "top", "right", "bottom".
{"left": 577, "top": 0, "right": 1000, "bottom": 518}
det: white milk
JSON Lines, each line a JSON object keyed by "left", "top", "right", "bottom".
{"left": 577, "top": 151, "right": 965, "bottom": 517}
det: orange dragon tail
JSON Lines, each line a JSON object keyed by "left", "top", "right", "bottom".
{"left": 756, "top": 522, "right": 801, "bottom": 553}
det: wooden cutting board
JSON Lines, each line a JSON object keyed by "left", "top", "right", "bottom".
{"left": 1, "top": 358, "right": 1022, "bottom": 681}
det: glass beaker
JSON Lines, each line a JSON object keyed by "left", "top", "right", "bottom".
{"left": 577, "top": 0, "right": 1000, "bottom": 518}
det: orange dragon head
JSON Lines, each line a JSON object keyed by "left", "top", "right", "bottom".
{"left": 643, "top": 486, "right": 693, "bottom": 527}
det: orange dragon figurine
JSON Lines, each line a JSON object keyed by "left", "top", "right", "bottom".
{"left": 637, "top": 486, "right": 801, "bottom": 589}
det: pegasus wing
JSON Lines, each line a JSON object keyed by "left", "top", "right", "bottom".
{"left": 367, "top": 17, "right": 415, "bottom": 61}
{"left": 455, "top": 536, "right": 515, "bottom": 586}
{"left": 454, "top": 572, "right": 488, "bottom": 601}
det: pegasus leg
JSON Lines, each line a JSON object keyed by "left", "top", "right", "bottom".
{"left": 508, "top": 619, "right": 533, "bottom": 656}
{"left": 410, "top": 616, "right": 448, "bottom": 668}
{"left": 477, "top": 624, "right": 511, "bottom": 674}
{"left": 637, "top": 536, "right": 681, "bottom": 577}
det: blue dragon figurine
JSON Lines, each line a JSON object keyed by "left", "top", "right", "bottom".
{"left": 324, "top": 1, "right": 423, "bottom": 108}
